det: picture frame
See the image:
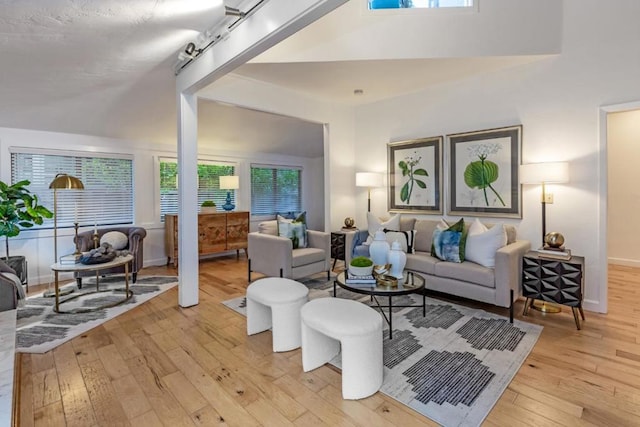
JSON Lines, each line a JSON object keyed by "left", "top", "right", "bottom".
{"left": 447, "top": 125, "right": 522, "bottom": 218}
{"left": 387, "top": 136, "right": 443, "bottom": 214}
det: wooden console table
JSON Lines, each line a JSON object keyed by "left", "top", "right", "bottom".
{"left": 165, "top": 211, "right": 249, "bottom": 267}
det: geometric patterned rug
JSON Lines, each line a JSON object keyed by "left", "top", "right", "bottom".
{"left": 15, "top": 275, "right": 177, "bottom": 354}
{"left": 222, "top": 278, "right": 542, "bottom": 427}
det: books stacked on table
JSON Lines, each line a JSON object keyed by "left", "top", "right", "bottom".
{"left": 59, "top": 253, "right": 82, "bottom": 265}
{"left": 537, "top": 246, "right": 571, "bottom": 260}
{"left": 345, "top": 270, "right": 377, "bottom": 287}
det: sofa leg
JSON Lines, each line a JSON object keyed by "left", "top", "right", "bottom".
{"left": 133, "top": 272, "right": 137, "bottom": 283}
{"left": 279, "top": 268, "right": 283, "bottom": 278}
{"left": 76, "top": 278, "right": 82, "bottom": 289}
{"left": 509, "top": 289, "right": 514, "bottom": 323}
{"left": 248, "top": 259, "right": 252, "bottom": 283}
{"left": 327, "top": 270, "right": 330, "bottom": 281}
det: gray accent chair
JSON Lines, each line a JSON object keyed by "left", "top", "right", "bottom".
{"left": 0, "top": 259, "right": 21, "bottom": 311}
{"left": 74, "top": 226, "right": 147, "bottom": 288}
{"left": 248, "top": 220, "right": 331, "bottom": 282}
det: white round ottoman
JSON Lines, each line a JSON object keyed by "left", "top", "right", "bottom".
{"left": 300, "top": 298, "right": 383, "bottom": 400}
{"left": 246, "top": 277, "right": 309, "bottom": 352}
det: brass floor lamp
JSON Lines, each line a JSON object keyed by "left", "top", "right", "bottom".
{"left": 520, "top": 162, "right": 569, "bottom": 313}
{"left": 44, "top": 173, "right": 84, "bottom": 297}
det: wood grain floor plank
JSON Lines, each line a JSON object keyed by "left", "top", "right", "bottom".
{"left": 17, "top": 259, "right": 640, "bottom": 426}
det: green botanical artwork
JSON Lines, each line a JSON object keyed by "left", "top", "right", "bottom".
{"left": 398, "top": 152, "right": 429, "bottom": 204}
{"left": 464, "top": 143, "right": 505, "bottom": 207}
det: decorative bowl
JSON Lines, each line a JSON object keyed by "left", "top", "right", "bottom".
{"left": 348, "top": 264, "right": 373, "bottom": 276}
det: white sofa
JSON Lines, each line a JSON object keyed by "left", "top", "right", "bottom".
{"left": 348, "top": 217, "right": 530, "bottom": 310}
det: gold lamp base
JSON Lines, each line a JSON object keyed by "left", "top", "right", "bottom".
{"left": 532, "top": 301, "right": 562, "bottom": 313}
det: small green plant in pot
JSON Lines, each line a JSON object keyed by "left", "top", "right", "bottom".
{"left": 349, "top": 256, "right": 374, "bottom": 276}
{"left": 201, "top": 200, "right": 217, "bottom": 212}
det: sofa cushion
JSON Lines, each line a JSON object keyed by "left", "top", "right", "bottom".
{"left": 384, "top": 229, "right": 416, "bottom": 253}
{"left": 434, "top": 261, "right": 495, "bottom": 288}
{"left": 366, "top": 212, "right": 400, "bottom": 242}
{"left": 400, "top": 217, "right": 416, "bottom": 232}
{"left": 406, "top": 252, "right": 439, "bottom": 275}
{"left": 431, "top": 218, "right": 467, "bottom": 263}
{"left": 465, "top": 219, "right": 507, "bottom": 268}
{"left": 292, "top": 247, "right": 326, "bottom": 268}
{"left": 414, "top": 219, "right": 442, "bottom": 253}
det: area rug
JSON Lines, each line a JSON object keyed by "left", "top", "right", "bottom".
{"left": 222, "top": 279, "right": 542, "bottom": 427}
{"left": 16, "top": 275, "right": 178, "bottom": 354}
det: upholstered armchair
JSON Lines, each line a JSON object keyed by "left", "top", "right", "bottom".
{"left": 248, "top": 220, "right": 331, "bottom": 282}
{"left": 74, "top": 226, "right": 147, "bottom": 288}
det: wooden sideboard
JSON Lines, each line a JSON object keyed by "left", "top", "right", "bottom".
{"left": 165, "top": 211, "right": 249, "bottom": 267}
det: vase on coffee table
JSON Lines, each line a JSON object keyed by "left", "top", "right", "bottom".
{"left": 369, "top": 229, "right": 390, "bottom": 266}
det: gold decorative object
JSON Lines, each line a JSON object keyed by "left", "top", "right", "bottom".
{"left": 376, "top": 274, "right": 398, "bottom": 287}
{"left": 544, "top": 232, "right": 565, "bottom": 249}
{"left": 343, "top": 217, "right": 355, "bottom": 228}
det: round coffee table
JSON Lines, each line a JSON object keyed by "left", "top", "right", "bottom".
{"left": 50, "top": 254, "right": 134, "bottom": 313}
{"left": 334, "top": 270, "right": 425, "bottom": 339}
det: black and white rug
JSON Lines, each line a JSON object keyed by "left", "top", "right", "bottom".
{"left": 16, "top": 275, "right": 178, "bottom": 353}
{"left": 222, "top": 278, "right": 542, "bottom": 427}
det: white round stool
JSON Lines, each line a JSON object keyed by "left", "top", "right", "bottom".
{"left": 300, "top": 298, "right": 383, "bottom": 400}
{"left": 246, "top": 277, "right": 309, "bottom": 352}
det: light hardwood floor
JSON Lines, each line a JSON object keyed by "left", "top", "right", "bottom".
{"left": 13, "top": 258, "right": 640, "bottom": 426}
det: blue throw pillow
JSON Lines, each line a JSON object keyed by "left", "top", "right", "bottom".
{"left": 431, "top": 218, "right": 467, "bottom": 262}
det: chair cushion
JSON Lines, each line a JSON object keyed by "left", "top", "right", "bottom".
{"left": 100, "top": 231, "right": 128, "bottom": 250}
{"left": 291, "top": 247, "right": 326, "bottom": 268}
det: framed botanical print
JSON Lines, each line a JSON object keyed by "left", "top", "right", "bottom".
{"left": 447, "top": 125, "right": 522, "bottom": 218}
{"left": 387, "top": 136, "right": 443, "bottom": 213}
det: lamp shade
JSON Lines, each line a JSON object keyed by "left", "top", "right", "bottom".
{"left": 48, "top": 173, "right": 84, "bottom": 189}
{"left": 519, "top": 162, "right": 569, "bottom": 184}
{"left": 219, "top": 175, "right": 239, "bottom": 190}
{"left": 356, "top": 172, "right": 384, "bottom": 188}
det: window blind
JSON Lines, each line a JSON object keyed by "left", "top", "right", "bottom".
{"left": 159, "top": 158, "right": 235, "bottom": 220}
{"left": 250, "top": 165, "right": 302, "bottom": 216}
{"left": 10, "top": 150, "right": 134, "bottom": 229}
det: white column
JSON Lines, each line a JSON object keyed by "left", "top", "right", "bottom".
{"left": 177, "top": 91, "right": 199, "bottom": 308}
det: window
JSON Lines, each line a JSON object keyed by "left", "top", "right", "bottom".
{"left": 368, "top": 0, "right": 473, "bottom": 10}
{"left": 10, "top": 149, "right": 134, "bottom": 229}
{"left": 159, "top": 158, "right": 235, "bottom": 220}
{"left": 251, "top": 165, "right": 301, "bottom": 217}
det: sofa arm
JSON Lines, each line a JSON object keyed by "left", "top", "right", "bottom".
{"left": 307, "top": 230, "right": 331, "bottom": 270}
{"left": 248, "top": 232, "right": 294, "bottom": 277}
{"left": 345, "top": 230, "right": 369, "bottom": 266}
{"left": 0, "top": 274, "right": 18, "bottom": 311}
{"left": 494, "top": 240, "right": 531, "bottom": 307}
{"left": 127, "top": 228, "right": 146, "bottom": 272}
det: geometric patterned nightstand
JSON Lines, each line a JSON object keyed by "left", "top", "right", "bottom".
{"left": 331, "top": 231, "right": 347, "bottom": 271}
{"left": 522, "top": 250, "right": 585, "bottom": 329}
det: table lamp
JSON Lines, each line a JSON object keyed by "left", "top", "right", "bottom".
{"left": 220, "top": 175, "right": 239, "bottom": 211}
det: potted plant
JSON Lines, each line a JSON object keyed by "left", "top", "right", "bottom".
{"left": 349, "top": 256, "right": 374, "bottom": 276}
{"left": 0, "top": 180, "right": 53, "bottom": 283}
{"left": 201, "top": 200, "right": 217, "bottom": 213}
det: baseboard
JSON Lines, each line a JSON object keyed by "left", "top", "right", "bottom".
{"left": 608, "top": 257, "right": 640, "bottom": 268}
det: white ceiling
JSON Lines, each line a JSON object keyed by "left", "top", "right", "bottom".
{"left": 0, "top": 0, "right": 547, "bottom": 158}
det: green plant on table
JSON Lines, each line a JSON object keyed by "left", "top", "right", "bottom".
{"left": 201, "top": 200, "right": 216, "bottom": 207}
{"left": 350, "top": 256, "right": 374, "bottom": 267}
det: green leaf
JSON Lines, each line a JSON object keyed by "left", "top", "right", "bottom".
{"left": 398, "top": 161, "right": 409, "bottom": 176}
{"left": 413, "top": 168, "right": 429, "bottom": 176}
{"left": 464, "top": 160, "right": 499, "bottom": 189}
{"left": 400, "top": 182, "right": 409, "bottom": 202}
{"left": 415, "top": 179, "right": 427, "bottom": 189}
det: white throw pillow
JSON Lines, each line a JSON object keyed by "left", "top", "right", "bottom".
{"left": 465, "top": 219, "right": 507, "bottom": 268}
{"left": 100, "top": 231, "right": 128, "bottom": 250}
{"left": 366, "top": 212, "right": 400, "bottom": 242}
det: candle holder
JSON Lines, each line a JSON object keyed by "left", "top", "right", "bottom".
{"left": 73, "top": 222, "right": 82, "bottom": 255}
{"left": 92, "top": 232, "right": 100, "bottom": 249}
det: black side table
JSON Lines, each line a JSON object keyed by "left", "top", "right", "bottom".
{"left": 522, "top": 250, "right": 585, "bottom": 329}
{"left": 330, "top": 231, "right": 347, "bottom": 271}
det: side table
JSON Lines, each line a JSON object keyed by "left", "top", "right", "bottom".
{"left": 522, "top": 250, "right": 585, "bottom": 329}
{"left": 331, "top": 229, "right": 358, "bottom": 271}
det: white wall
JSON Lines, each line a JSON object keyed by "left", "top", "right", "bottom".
{"left": 352, "top": 0, "right": 640, "bottom": 314}
{"left": 607, "top": 109, "right": 640, "bottom": 267}
{"left": 0, "top": 126, "right": 323, "bottom": 285}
